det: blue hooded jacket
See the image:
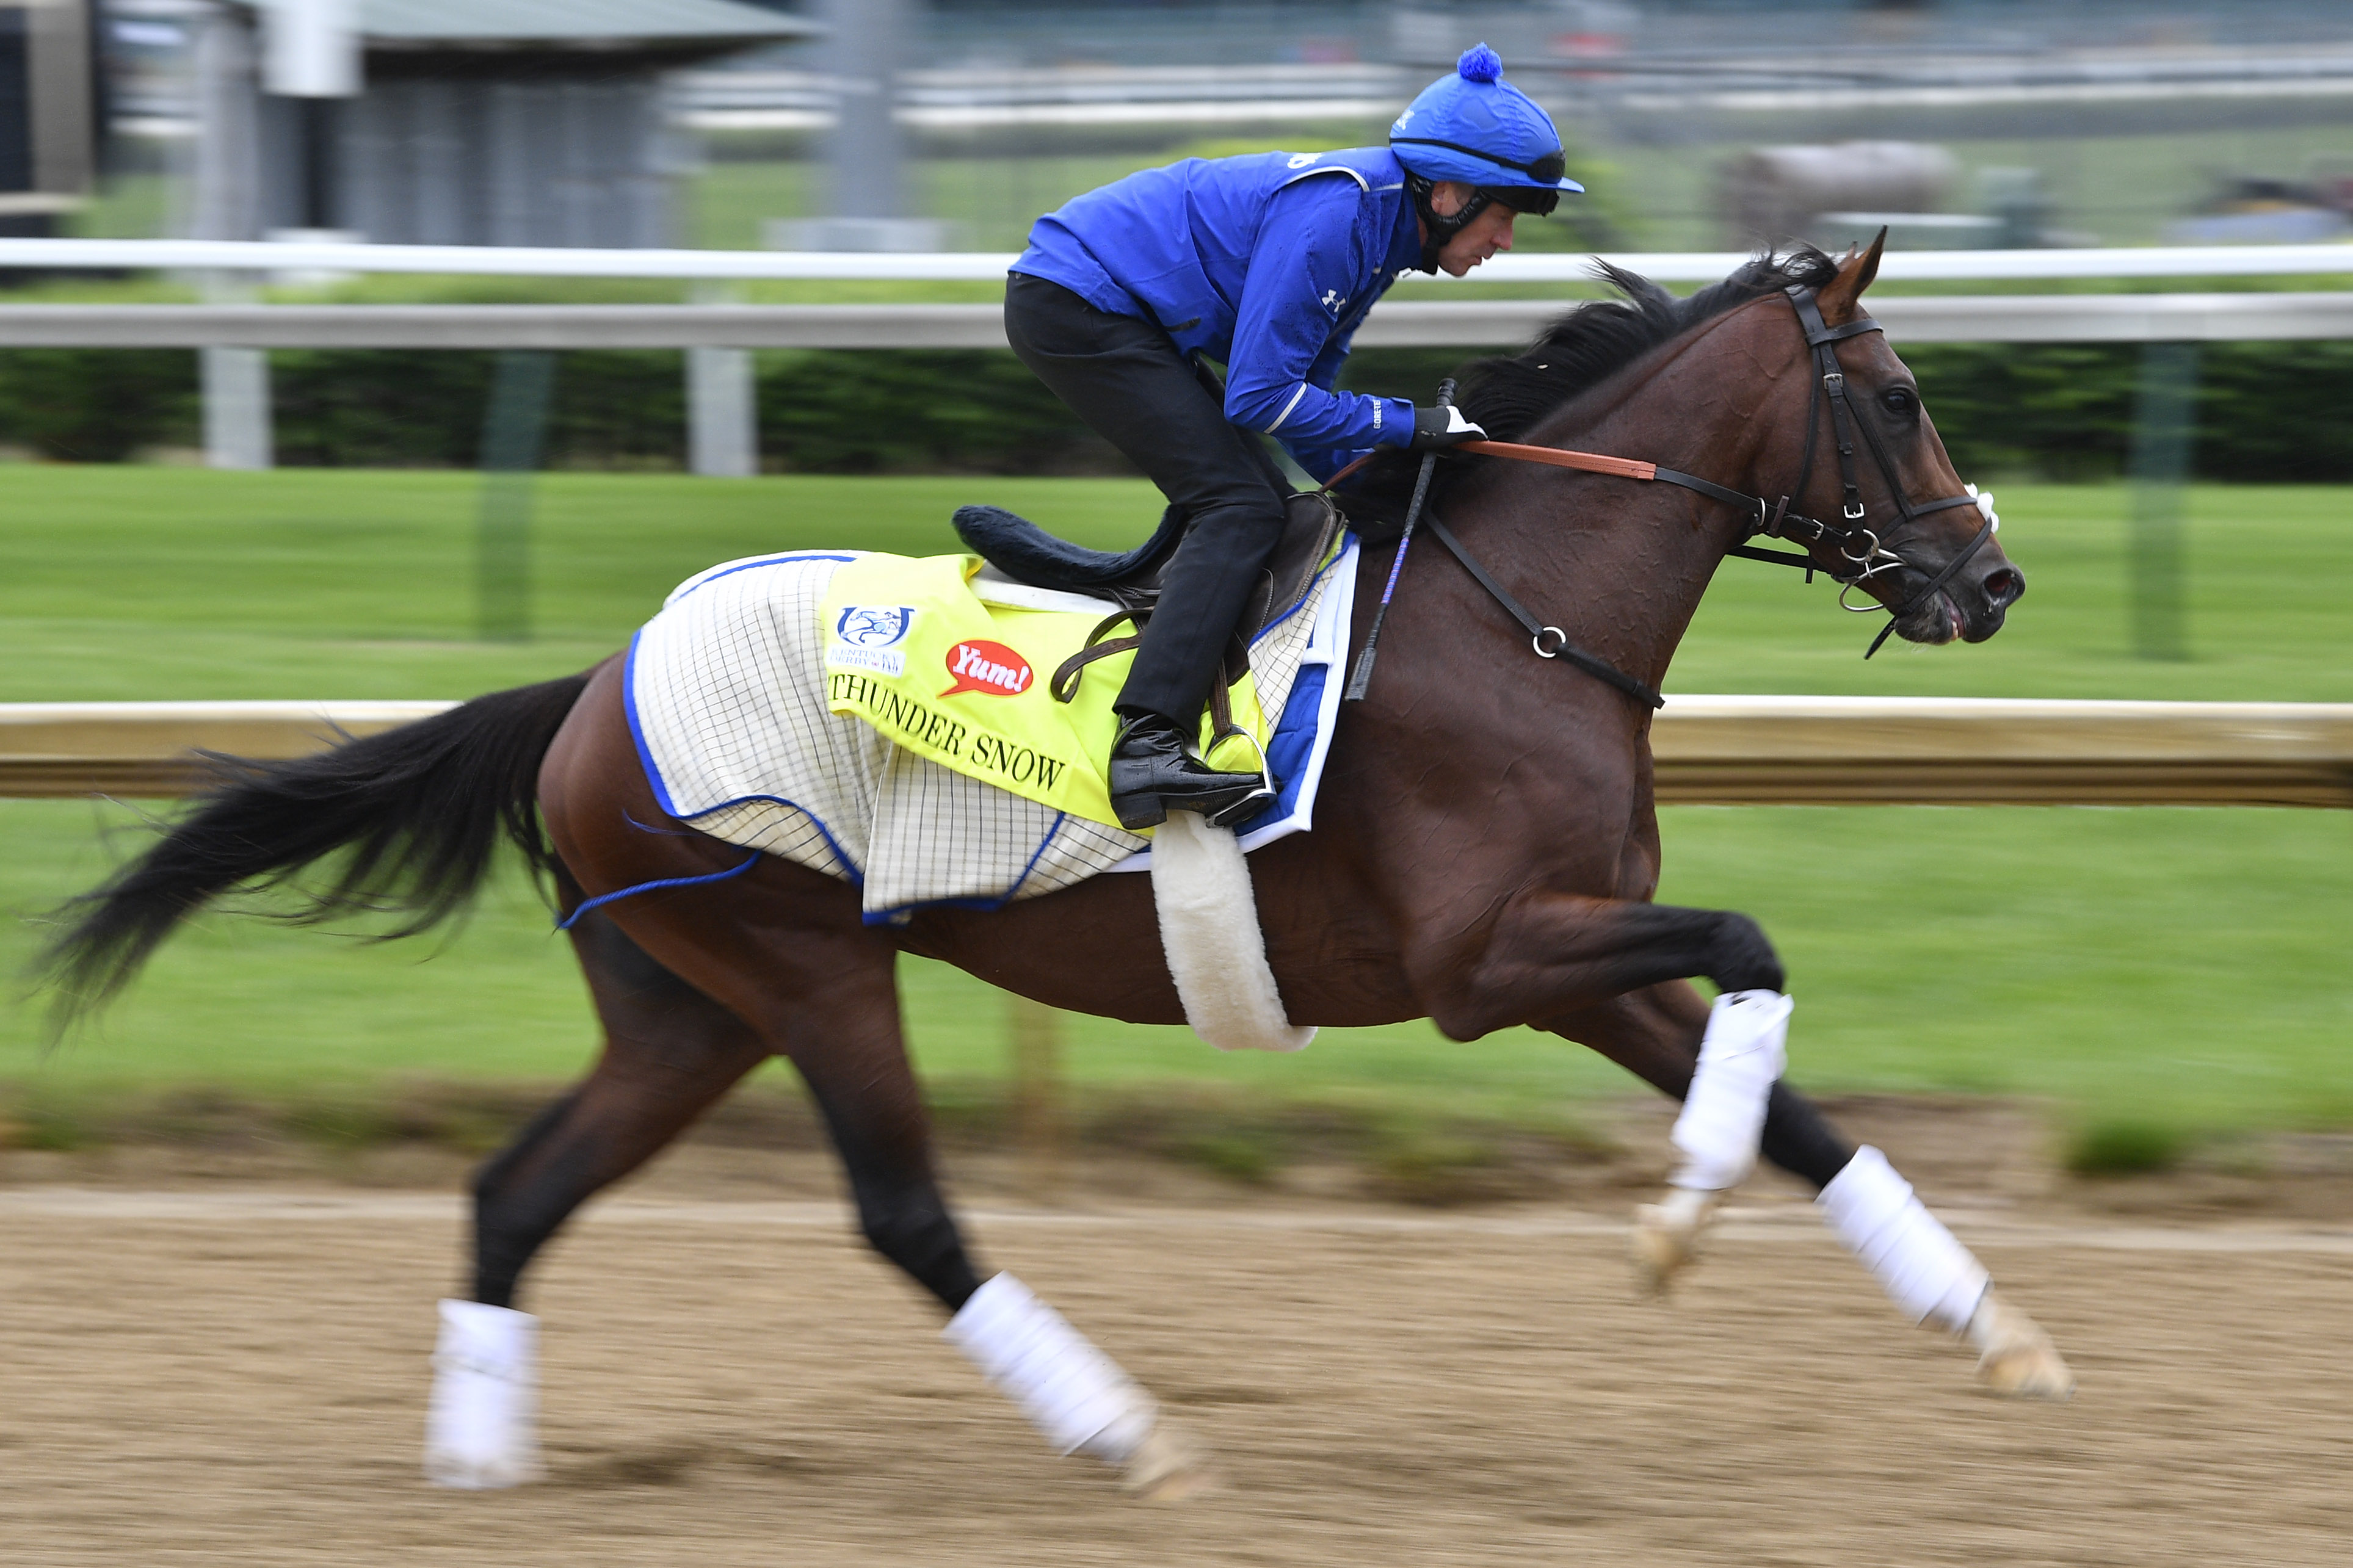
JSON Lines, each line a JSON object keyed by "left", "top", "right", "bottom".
{"left": 1009, "top": 146, "right": 1424, "bottom": 481}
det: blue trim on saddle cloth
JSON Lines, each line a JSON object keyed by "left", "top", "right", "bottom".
{"left": 1108, "top": 532, "right": 1361, "bottom": 870}
{"left": 1211, "top": 543, "right": 1346, "bottom": 837}
{"left": 1252, "top": 544, "right": 1345, "bottom": 650}
{"left": 856, "top": 809, "right": 1075, "bottom": 928}
{"left": 1238, "top": 662, "right": 1326, "bottom": 833}
{"left": 664, "top": 551, "right": 858, "bottom": 607}
{"left": 622, "top": 627, "right": 686, "bottom": 820}
{"left": 557, "top": 850, "right": 763, "bottom": 930}
{"left": 621, "top": 625, "right": 867, "bottom": 886}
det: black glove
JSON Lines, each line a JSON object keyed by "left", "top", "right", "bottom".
{"left": 1409, "top": 404, "right": 1487, "bottom": 451}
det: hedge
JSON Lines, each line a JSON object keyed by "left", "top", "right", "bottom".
{"left": 4, "top": 341, "right": 2351, "bottom": 482}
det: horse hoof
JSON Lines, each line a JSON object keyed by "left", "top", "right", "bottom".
{"left": 1969, "top": 1291, "right": 2076, "bottom": 1401}
{"left": 424, "top": 1449, "right": 540, "bottom": 1490}
{"left": 1631, "top": 1188, "right": 1717, "bottom": 1296}
{"left": 1978, "top": 1339, "right": 2076, "bottom": 1400}
{"left": 1122, "top": 1420, "right": 1217, "bottom": 1502}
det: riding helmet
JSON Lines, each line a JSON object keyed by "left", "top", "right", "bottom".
{"left": 1390, "top": 44, "right": 1581, "bottom": 269}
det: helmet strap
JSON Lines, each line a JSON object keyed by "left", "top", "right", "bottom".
{"left": 1406, "top": 173, "right": 1492, "bottom": 273}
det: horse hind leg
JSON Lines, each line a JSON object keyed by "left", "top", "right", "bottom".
{"left": 1553, "top": 981, "right": 2075, "bottom": 1400}
{"left": 535, "top": 659, "right": 1208, "bottom": 1493}
{"left": 428, "top": 902, "right": 773, "bottom": 1487}
{"left": 770, "top": 956, "right": 1214, "bottom": 1498}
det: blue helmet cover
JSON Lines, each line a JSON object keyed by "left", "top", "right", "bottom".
{"left": 1390, "top": 43, "right": 1584, "bottom": 194}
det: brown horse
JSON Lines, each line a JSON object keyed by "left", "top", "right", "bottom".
{"left": 43, "top": 239, "right": 2062, "bottom": 1497}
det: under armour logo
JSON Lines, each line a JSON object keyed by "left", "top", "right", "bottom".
{"left": 1321, "top": 288, "right": 1345, "bottom": 313}
{"left": 1287, "top": 152, "right": 1320, "bottom": 169}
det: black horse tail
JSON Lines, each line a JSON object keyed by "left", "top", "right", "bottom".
{"left": 39, "top": 673, "right": 592, "bottom": 1030}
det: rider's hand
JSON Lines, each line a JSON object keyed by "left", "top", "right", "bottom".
{"left": 1409, "top": 404, "right": 1487, "bottom": 451}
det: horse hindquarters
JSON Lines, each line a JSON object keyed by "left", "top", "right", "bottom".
{"left": 476, "top": 660, "right": 1209, "bottom": 1494}
{"left": 532, "top": 660, "right": 985, "bottom": 1314}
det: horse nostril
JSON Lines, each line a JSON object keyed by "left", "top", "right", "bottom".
{"left": 1982, "top": 567, "right": 2024, "bottom": 609}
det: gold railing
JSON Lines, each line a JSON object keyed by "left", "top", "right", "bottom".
{"left": 2, "top": 697, "right": 2348, "bottom": 807}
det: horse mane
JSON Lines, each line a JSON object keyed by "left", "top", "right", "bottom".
{"left": 1336, "top": 246, "right": 1843, "bottom": 530}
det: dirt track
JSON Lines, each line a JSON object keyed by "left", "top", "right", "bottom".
{"left": 3, "top": 1178, "right": 2348, "bottom": 1568}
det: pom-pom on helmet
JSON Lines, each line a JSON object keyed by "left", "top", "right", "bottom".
{"left": 1390, "top": 43, "right": 1582, "bottom": 271}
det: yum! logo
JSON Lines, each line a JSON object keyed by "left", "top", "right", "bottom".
{"left": 940, "top": 639, "right": 1034, "bottom": 698}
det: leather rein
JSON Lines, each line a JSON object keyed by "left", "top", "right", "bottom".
{"left": 1347, "top": 283, "right": 1999, "bottom": 709}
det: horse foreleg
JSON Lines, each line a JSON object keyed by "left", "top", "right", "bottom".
{"left": 428, "top": 905, "right": 770, "bottom": 1488}
{"left": 1551, "top": 981, "right": 2075, "bottom": 1399}
{"left": 1444, "top": 894, "right": 1792, "bottom": 1255}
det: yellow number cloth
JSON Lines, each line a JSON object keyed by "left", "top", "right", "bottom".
{"left": 819, "top": 554, "right": 1269, "bottom": 830}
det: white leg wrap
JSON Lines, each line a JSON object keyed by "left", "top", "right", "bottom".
{"left": 1668, "top": 989, "right": 1792, "bottom": 1191}
{"left": 944, "top": 1273, "right": 1157, "bottom": 1463}
{"left": 1817, "top": 1147, "right": 1990, "bottom": 1334}
{"left": 424, "top": 1299, "right": 542, "bottom": 1488}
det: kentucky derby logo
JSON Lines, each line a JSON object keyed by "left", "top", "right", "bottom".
{"left": 828, "top": 605, "right": 916, "bottom": 677}
{"left": 836, "top": 606, "right": 915, "bottom": 647}
{"left": 940, "top": 640, "right": 1034, "bottom": 698}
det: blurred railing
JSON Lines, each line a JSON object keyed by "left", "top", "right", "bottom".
{"left": 7, "top": 237, "right": 2353, "bottom": 281}
{"left": 5, "top": 699, "right": 2347, "bottom": 807}
{"left": 3, "top": 293, "right": 2349, "bottom": 349}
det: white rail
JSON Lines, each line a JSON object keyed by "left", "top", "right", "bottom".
{"left": 13, "top": 239, "right": 2348, "bottom": 474}
{"left": 6, "top": 237, "right": 2353, "bottom": 284}
{"left": 1, "top": 293, "right": 2344, "bottom": 350}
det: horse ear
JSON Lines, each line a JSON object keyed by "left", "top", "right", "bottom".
{"left": 1815, "top": 229, "right": 1887, "bottom": 322}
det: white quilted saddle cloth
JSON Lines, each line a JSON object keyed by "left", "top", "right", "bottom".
{"left": 624, "top": 544, "right": 1357, "bottom": 923}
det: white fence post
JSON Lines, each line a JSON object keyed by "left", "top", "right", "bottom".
{"left": 197, "top": 272, "right": 272, "bottom": 470}
{"left": 201, "top": 346, "right": 273, "bottom": 470}
{"left": 687, "top": 280, "right": 758, "bottom": 477}
{"left": 687, "top": 345, "right": 757, "bottom": 477}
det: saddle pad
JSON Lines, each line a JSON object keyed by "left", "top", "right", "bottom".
{"left": 625, "top": 541, "right": 1357, "bottom": 923}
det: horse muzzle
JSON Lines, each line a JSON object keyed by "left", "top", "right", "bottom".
{"left": 1955, "top": 551, "right": 2025, "bottom": 643}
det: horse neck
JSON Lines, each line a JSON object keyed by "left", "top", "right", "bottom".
{"left": 1457, "top": 311, "right": 1794, "bottom": 697}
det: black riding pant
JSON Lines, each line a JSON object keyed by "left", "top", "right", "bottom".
{"left": 1004, "top": 273, "right": 1290, "bottom": 732}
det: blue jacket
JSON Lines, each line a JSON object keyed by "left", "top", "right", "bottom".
{"left": 1010, "top": 147, "right": 1424, "bottom": 480}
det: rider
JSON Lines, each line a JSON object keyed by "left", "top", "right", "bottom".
{"left": 1004, "top": 44, "right": 1582, "bottom": 831}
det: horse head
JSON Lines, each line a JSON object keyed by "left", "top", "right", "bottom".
{"left": 1391, "top": 239, "right": 2027, "bottom": 667}
{"left": 1777, "top": 234, "right": 2026, "bottom": 648}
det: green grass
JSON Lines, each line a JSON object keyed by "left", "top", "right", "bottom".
{"left": 1, "top": 468, "right": 2347, "bottom": 1139}
{"left": 2, "top": 469, "right": 2343, "bottom": 704}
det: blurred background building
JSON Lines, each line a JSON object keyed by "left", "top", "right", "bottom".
{"left": 14, "top": 1, "right": 2353, "bottom": 485}
{"left": 64, "top": 1, "right": 2353, "bottom": 253}
{"left": 178, "top": 0, "right": 811, "bottom": 247}
{"left": 1, "top": 0, "right": 100, "bottom": 236}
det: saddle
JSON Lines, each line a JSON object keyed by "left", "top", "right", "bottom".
{"left": 950, "top": 490, "right": 1342, "bottom": 645}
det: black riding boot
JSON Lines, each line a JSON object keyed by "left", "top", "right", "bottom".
{"left": 1107, "top": 712, "right": 1273, "bottom": 831}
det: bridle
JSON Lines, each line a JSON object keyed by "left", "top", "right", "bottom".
{"left": 1344, "top": 281, "right": 2002, "bottom": 708}
{"left": 1736, "top": 284, "right": 1998, "bottom": 659}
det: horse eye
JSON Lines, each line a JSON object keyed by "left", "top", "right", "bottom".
{"left": 1882, "top": 386, "right": 1919, "bottom": 417}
